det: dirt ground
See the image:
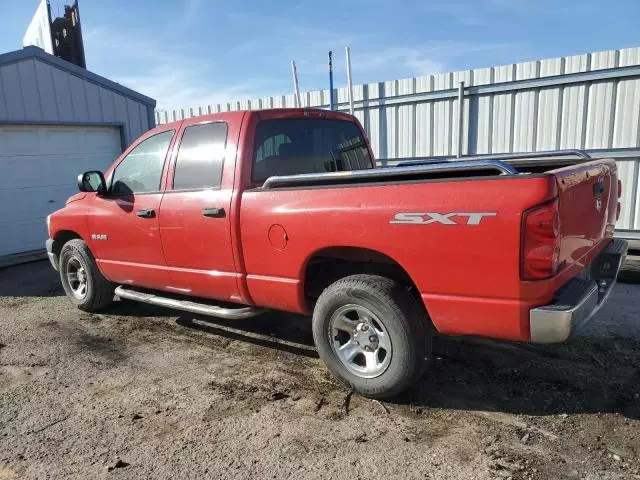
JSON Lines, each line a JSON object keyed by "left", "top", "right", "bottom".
{"left": 0, "top": 261, "right": 639, "bottom": 480}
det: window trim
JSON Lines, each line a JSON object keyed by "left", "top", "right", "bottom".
{"left": 170, "top": 120, "right": 229, "bottom": 192}
{"left": 250, "top": 118, "right": 373, "bottom": 184}
{"left": 108, "top": 129, "right": 176, "bottom": 197}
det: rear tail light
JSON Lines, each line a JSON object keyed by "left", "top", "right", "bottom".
{"left": 521, "top": 198, "right": 561, "bottom": 280}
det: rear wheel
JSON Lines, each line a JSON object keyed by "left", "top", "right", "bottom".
{"left": 59, "top": 239, "right": 114, "bottom": 312}
{"left": 312, "top": 274, "right": 431, "bottom": 399}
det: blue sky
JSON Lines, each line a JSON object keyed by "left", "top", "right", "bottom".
{"left": 2, "top": 0, "right": 639, "bottom": 111}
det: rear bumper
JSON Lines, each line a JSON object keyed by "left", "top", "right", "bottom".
{"left": 45, "top": 238, "right": 59, "bottom": 271}
{"left": 529, "top": 238, "right": 628, "bottom": 343}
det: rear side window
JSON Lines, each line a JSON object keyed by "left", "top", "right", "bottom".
{"left": 252, "top": 118, "right": 372, "bottom": 183}
{"left": 173, "top": 122, "right": 228, "bottom": 190}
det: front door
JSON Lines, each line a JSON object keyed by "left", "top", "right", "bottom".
{"left": 88, "top": 128, "right": 176, "bottom": 290}
{"left": 158, "top": 120, "right": 241, "bottom": 302}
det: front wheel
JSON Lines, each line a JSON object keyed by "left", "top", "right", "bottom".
{"left": 59, "top": 239, "right": 114, "bottom": 312}
{"left": 312, "top": 274, "right": 431, "bottom": 399}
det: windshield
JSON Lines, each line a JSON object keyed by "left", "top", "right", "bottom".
{"left": 252, "top": 118, "right": 373, "bottom": 183}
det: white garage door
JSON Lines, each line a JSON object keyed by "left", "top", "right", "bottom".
{"left": 0, "top": 125, "right": 122, "bottom": 257}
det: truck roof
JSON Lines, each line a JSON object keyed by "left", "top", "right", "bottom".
{"left": 155, "top": 108, "right": 355, "bottom": 130}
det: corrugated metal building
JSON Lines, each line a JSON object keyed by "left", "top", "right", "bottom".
{"left": 156, "top": 47, "right": 640, "bottom": 237}
{"left": 0, "top": 46, "right": 156, "bottom": 257}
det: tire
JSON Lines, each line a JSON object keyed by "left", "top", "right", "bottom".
{"left": 59, "top": 239, "right": 114, "bottom": 312}
{"left": 312, "top": 274, "right": 431, "bottom": 399}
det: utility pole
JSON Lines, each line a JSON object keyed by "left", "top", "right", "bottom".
{"left": 345, "top": 46, "right": 354, "bottom": 115}
{"left": 291, "top": 60, "right": 301, "bottom": 107}
{"left": 328, "top": 51, "right": 334, "bottom": 110}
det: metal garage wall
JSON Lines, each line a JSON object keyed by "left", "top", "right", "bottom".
{"left": 0, "top": 46, "right": 156, "bottom": 146}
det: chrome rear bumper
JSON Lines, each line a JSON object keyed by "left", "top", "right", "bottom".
{"left": 529, "top": 238, "right": 628, "bottom": 343}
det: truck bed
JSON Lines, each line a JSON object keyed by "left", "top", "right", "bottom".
{"left": 242, "top": 156, "right": 619, "bottom": 343}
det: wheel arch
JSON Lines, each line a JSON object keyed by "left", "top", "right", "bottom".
{"left": 53, "top": 230, "right": 85, "bottom": 258}
{"left": 301, "top": 246, "right": 428, "bottom": 316}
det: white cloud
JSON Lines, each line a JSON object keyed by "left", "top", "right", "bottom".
{"left": 176, "top": 0, "right": 202, "bottom": 32}
{"left": 353, "top": 42, "right": 511, "bottom": 78}
{"left": 354, "top": 47, "right": 445, "bottom": 76}
{"left": 82, "top": 18, "right": 515, "bottom": 113}
{"left": 83, "top": 26, "right": 273, "bottom": 111}
{"left": 426, "top": 0, "right": 531, "bottom": 26}
{"left": 118, "top": 67, "right": 267, "bottom": 112}
{"left": 486, "top": 0, "right": 530, "bottom": 11}
{"left": 425, "top": 3, "right": 486, "bottom": 26}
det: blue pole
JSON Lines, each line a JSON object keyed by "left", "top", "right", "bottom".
{"left": 328, "top": 50, "right": 334, "bottom": 110}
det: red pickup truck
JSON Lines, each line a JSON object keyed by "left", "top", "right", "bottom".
{"left": 46, "top": 108, "right": 628, "bottom": 398}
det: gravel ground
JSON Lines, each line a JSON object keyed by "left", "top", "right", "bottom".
{"left": 0, "top": 261, "right": 639, "bottom": 480}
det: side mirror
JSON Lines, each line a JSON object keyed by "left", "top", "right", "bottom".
{"left": 78, "top": 171, "right": 106, "bottom": 194}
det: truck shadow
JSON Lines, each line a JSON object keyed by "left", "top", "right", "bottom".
{"left": 176, "top": 313, "right": 318, "bottom": 359}
{"left": 0, "top": 260, "right": 63, "bottom": 297}
{"left": 3, "top": 261, "right": 638, "bottom": 418}
{"left": 401, "top": 335, "right": 640, "bottom": 419}
{"left": 109, "top": 301, "right": 639, "bottom": 420}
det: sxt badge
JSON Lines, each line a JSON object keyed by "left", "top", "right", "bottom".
{"left": 390, "top": 212, "right": 497, "bottom": 225}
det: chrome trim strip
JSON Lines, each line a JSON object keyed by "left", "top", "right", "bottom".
{"left": 262, "top": 160, "right": 518, "bottom": 189}
{"left": 396, "top": 149, "right": 591, "bottom": 168}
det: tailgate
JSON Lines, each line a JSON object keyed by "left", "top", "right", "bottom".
{"left": 552, "top": 159, "right": 618, "bottom": 272}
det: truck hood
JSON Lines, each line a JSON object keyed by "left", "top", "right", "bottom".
{"left": 66, "top": 192, "right": 87, "bottom": 205}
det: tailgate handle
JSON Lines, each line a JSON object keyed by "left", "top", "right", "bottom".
{"left": 202, "top": 207, "right": 226, "bottom": 218}
{"left": 593, "top": 182, "right": 605, "bottom": 195}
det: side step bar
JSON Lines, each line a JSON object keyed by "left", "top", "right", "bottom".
{"left": 114, "top": 286, "right": 265, "bottom": 320}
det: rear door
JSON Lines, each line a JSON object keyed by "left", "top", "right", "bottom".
{"left": 158, "top": 116, "right": 242, "bottom": 302}
{"left": 88, "top": 128, "right": 176, "bottom": 289}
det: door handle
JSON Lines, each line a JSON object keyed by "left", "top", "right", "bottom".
{"left": 136, "top": 209, "right": 156, "bottom": 218}
{"left": 202, "top": 207, "right": 226, "bottom": 218}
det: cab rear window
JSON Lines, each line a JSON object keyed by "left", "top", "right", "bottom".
{"left": 252, "top": 118, "right": 372, "bottom": 183}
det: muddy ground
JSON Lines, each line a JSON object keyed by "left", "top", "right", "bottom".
{"left": 0, "top": 261, "right": 639, "bottom": 480}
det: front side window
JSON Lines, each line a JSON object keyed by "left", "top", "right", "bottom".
{"left": 173, "top": 122, "right": 228, "bottom": 190}
{"left": 252, "top": 119, "right": 372, "bottom": 183}
{"left": 111, "top": 130, "right": 174, "bottom": 195}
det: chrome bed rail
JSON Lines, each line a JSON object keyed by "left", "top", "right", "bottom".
{"left": 261, "top": 160, "right": 518, "bottom": 189}
{"left": 395, "top": 149, "right": 592, "bottom": 168}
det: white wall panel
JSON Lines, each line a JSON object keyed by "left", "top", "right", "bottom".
{"left": 585, "top": 82, "right": 614, "bottom": 149}
{"left": 620, "top": 47, "right": 640, "bottom": 67}
{"left": 617, "top": 160, "right": 638, "bottom": 230}
{"left": 156, "top": 47, "right": 640, "bottom": 231}
{"left": 613, "top": 80, "right": 640, "bottom": 148}
{"left": 473, "top": 68, "right": 493, "bottom": 153}
{"left": 559, "top": 85, "right": 587, "bottom": 148}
